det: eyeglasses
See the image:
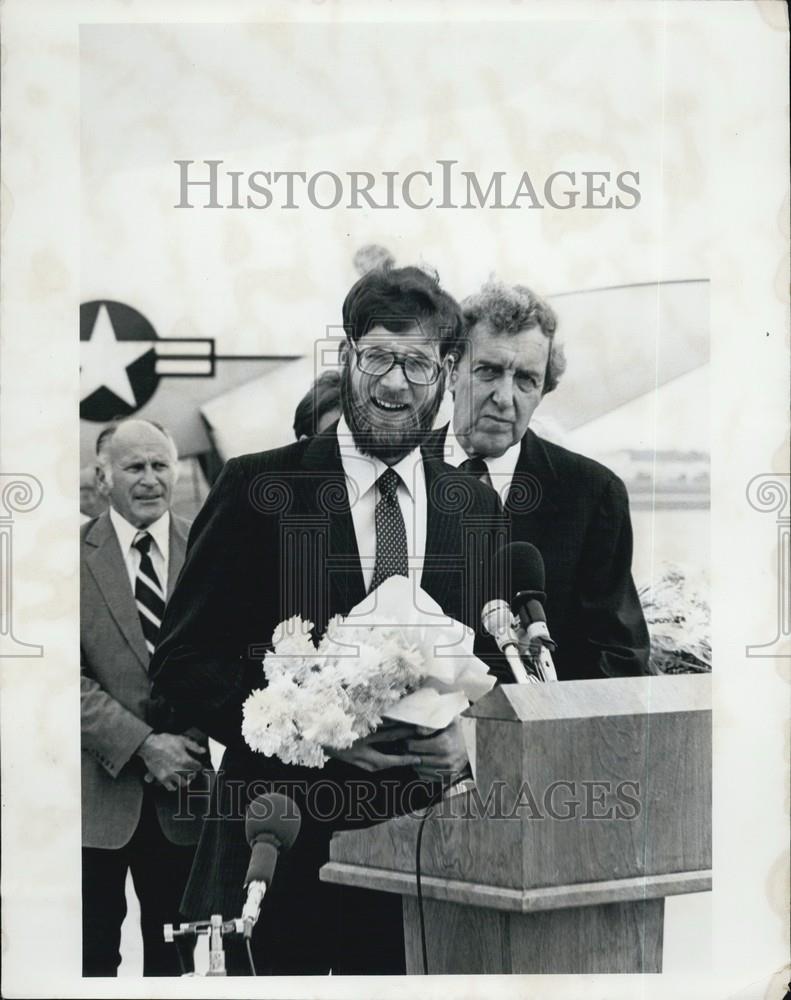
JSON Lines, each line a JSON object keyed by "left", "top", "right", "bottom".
{"left": 354, "top": 346, "right": 442, "bottom": 386}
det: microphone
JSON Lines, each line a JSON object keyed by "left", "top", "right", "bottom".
{"left": 481, "top": 599, "right": 535, "bottom": 684}
{"left": 241, "top": 793, "right": 302, "bottom": 939}
{"left": 495, "top": 542, "right": 558, "bottom": 682}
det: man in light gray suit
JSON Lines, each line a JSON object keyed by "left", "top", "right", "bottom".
{"left": 81, "top": 419, "right": 209, "bottom": 977}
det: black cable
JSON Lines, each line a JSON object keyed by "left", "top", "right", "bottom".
{"left": 414, "top": 803, "right": 435, "bottom": 976}
{"left": 413, "top": 767, "right": 472, "bottom": 975}
{"left": 245, "top": 936, "right": 258, "bottom": 976}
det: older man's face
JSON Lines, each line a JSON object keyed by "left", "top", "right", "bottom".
{"left": 97, "top": 421, "right": 177, "bottom": 529}
{"left": 342, "top": 323, "right": 446, "bottom": 464}
{"left": 450, "top": 322, "right": 549, "bottom": 459}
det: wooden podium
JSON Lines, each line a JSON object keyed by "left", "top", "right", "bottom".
{"left": 320, "top": 675, "right": 711, "bottom": 974}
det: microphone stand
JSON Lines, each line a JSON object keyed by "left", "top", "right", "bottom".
{"left": 514, "top": 618, "right": 558, "bottom": 683}
{"left": 164, "top": 914, "right": 246, "bottom": 976}
{"left": 526, "top": 640, "right": 557, "bottom": 682}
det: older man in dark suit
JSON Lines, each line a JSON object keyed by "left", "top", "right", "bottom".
{"left": 151, "top": 266, "right": 506, "bottom": 975}
{"left": 81, "top": 418, "right": 210, "bottom": 977}
{"left": 430, "top": 280, "right": 650, "bottom": 680}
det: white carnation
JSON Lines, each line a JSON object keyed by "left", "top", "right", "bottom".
{"left": 242, "top": 596, "right": 492, "bottom": 767}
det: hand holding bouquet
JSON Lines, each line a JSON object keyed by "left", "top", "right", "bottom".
{"left": 242, "top": 575, "right": 495, "bottom": 768}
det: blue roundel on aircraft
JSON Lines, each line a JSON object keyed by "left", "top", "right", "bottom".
{"left": 80, "top": 300, "right": 160, "bottom": 422}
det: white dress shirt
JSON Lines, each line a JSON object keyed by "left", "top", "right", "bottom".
{"left": 336, "top": 417, "right": 427, "bottom": 592}
{"left": 440, "top": 427, "right": 522, "bottom": 507}
{"left": 109, "top": 506, "right": 171, "bottom": 597}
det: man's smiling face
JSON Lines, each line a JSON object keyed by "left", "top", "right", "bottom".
{"left": 342, "top": 323, "right": 446, "bottom": 465}
{"left": 96, "top": 420, "right": 177, "bottom": 529}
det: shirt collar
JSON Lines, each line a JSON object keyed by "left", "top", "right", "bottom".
{"left": 442, "top": 425, "right": 522, "bottom": 494}
{"left": 483, "top": 439, "right": 522, "bottom": 485}
{"left": 336, "top": 416, "right": 422, "bottom": 499}
{"left": 109, "top": 505, "right": 170, "bottom": 558}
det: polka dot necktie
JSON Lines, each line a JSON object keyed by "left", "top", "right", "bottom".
{"left": 369, "top": 467, "right": 409, "bottom": 592}
{"left": 133, "top": 531, "right": 166, "bottom": 660}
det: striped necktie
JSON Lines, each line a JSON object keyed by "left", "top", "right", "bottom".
{"left": 132, "top": 531, "right": 166, "bottom": 659}
{"left": 370, "top": 467, "right": 409, "bottom": 592}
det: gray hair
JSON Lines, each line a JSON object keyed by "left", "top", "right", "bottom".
{"left": 459, "top": 280, "right": 567, "bottom": 394}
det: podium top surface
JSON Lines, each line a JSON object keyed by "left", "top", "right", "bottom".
{"left": 465, "top": 674, "right": 711, "bottom": 722}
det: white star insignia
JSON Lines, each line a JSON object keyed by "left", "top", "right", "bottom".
{"left": 80, "top": 304, "right": 153, "bottom": 408}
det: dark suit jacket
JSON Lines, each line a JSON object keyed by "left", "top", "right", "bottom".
{"left": 427, "top": 425, "right": 650, "bottom": 680}
{"left": 150, "top": 428, "right": 507, "bottom": 924}
{"left": 80, "top": 511, "right": 210, "bottom": 849}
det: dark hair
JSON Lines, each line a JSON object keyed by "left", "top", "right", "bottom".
{"left": 342, "top": 264, "right": 463, "bottom": 358}
{"left": 459, "top": 280, "right": 567, "bottom": 394}
{"left": 293, "top": 370, "right": 342, "bottom": 439}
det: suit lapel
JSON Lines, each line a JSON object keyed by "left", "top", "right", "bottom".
{"left": 420, "top": 454, "right": 459, "bottom": 613}
{"left": 422, "top": 425, "right": 448, "bottom": 462}
{"left": 84, "top": 513, "right": 149, "bottom": 670}
{"left": 301, "top": 431, "right": 366, "bottom": 621}
{"left": 167, "top": 515, "right": 189, "bottom": 597}
{"left": 505, "top": 429, "right": 558, "bottom": 519}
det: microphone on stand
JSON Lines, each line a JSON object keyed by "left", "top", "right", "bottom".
{"left": 163, "top": 793, "right": 301, "bottom": 976}
{"left": 481, "top": 599, "right": 537, "bottom": 684}
{"left": 495, "top": 542, "right": 558, "bottom": 682}
{"left": 242, "top": 793, "right": 302, "bottom": 940}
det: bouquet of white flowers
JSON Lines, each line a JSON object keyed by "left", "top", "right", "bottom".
{"left": 638, "top": 564, "right": 711, "bottom": 674}
{"left": 241, "top": 575, "right": 495, "bottom": 768}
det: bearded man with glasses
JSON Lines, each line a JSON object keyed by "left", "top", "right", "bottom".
{"left": 151, "top": 264, "right": 508, "bottom": 976}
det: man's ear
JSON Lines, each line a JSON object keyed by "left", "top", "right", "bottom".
{"left": 95, "top": 462, "right": 111, "bottom": 497}
{"left": 338, "top": 340, "right": 350, "bottom": 365}
{"left": 446, "top": 354, "right": 458, "bottom": 395}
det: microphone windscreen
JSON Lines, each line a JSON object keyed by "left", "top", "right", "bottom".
{"left": 245, "top": 793, "right": 302, "bottom": 851}
{"left": 243, "top": 793, "right": 302, "bottom": 886}
{"left": 244, "top": 841, "right": 279, "bottom": 886}
{"left": 494, "top": 542, "right": 546, "bottom": 598}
